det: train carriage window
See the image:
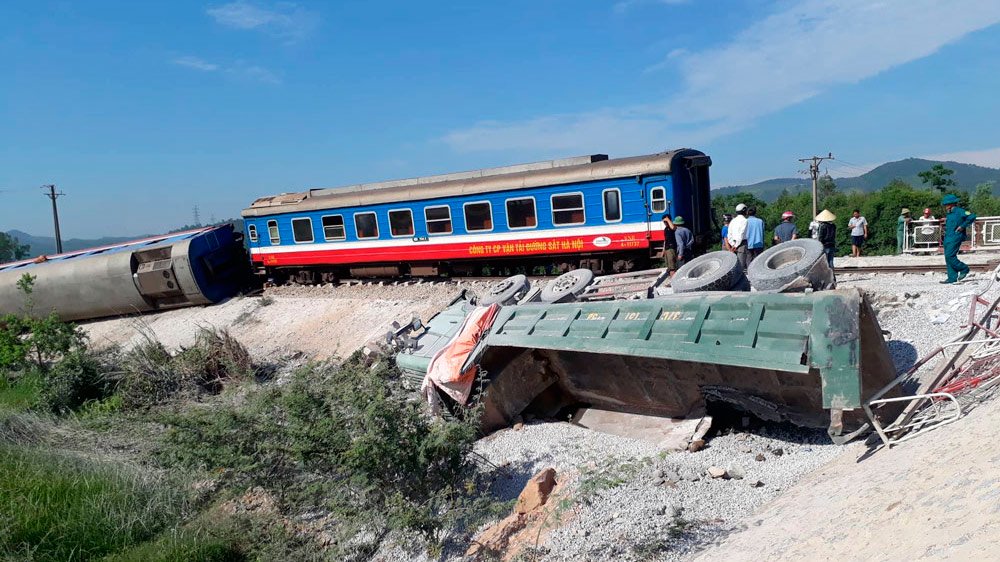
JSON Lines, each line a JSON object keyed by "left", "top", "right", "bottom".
{"left": 388, "top": 209, "right": 415, "bottom": 237}
{"left": 650, "top": 187, "right": 667, "bottom": 214}
{"left": 603, "top": 189, "right": 622, "bottom": 222}
{"left": 291, "top": 218, "right": 314, "bottom": 243}
{"left": 247, "top": 225, "right": 258, "bottom": 243}
{"left": 551, "top": 193, "right": 585, "bottom": 226}
{"left": 464, "top": 201, "right": 493, "bottom": 232}
{"left": 321, "top": 215, "right": 346, "bottom": 241}
{"left": 267, "top": 220, "right": 280, "bottom": 245}
{"left": 505, "top": 197, "right": 537, "bottom": 229}
{"left": 354, "top": 212, "right": 379, "bottom": 239}
{"left": 425, "top": 206, "right": 452, "bottom": 235}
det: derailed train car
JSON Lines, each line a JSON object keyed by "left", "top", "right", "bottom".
{"left": 0, "top": 225, "right": 245, "bottom": 322}
{"left": 241, "top": 149, "right": 713, "bottom": 282}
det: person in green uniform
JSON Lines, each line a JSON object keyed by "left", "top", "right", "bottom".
{"left": 896, "top": 208, "right": 910, "bottom": 254}
{"left": 940, "top": 194, "right": 977, "bottom": 284}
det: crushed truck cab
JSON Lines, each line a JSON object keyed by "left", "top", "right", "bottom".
{"left": 396, "top": 287, "right": 901, "bottom": 444}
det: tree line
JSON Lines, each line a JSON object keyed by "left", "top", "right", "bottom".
{"left": 711, "top": 167, "right": 999, "bottom": 257}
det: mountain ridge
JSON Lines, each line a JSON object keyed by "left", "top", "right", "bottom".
{"left": 715, "top": 158, "right": 1000, "bottom": 201}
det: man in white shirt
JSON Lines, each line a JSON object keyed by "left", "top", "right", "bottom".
{"left": 727, "top": 203, "right": 749, "bottom": 270}
{"left": 848, "top": 209, "right": 868, "bottom": 257}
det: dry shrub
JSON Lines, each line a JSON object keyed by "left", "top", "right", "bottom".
{"left": 117, "top": 329, "right": 256, "bottom": 409}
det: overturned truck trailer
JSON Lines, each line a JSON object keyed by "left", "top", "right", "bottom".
{"left": 0, "top": 225, "right": 246, "bottom": 322}
{"left": 407, "top": 288, "right": 902, "bottom": 443}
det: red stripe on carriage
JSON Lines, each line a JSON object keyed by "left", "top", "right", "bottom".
{"left": 251, "top": 231, "right": 654, "bottom": 266}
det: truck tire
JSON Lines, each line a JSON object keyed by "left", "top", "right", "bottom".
{"left": 747, "top": 239, "right": 826, "bottom": 291}
{"left": 540, "top": 269, "right": 594, "bottom": 303}
{"left": 480, "top": 274, "right": 530, "bottom": 306}
{"left": 672, "top": 251, "right": 741, "bottom": 293}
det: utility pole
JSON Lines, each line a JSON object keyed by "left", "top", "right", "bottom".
{"left": 798, "top": 153, "right": 835, "bottom": 219}
{"left": 41, "top": 184, "right": 65, "bottom": 254}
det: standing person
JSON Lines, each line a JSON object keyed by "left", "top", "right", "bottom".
{"left": 848, "top": 209, "right": 868, "bottom": 257}
{"left": 921, "top": 207, "right": 936, "bottom": 221}
{"left": 896, "top": 208, "right": 911, "bottom": 254}
{"left": 814, "top": 209, "right": 838, "bottom": 267}
{"left": 726, "top": 204, "right": 749, "bottom": 270}
{"left": 940, "top": 194, "right": 977, "bottom": 284}
{"left": 721, "top": 214, "right": 733, "bottom": 251}
{"left": 673, "top": 216, "right": 693, "bottom": 266}
{"left": 659, "top": 214, "right": 679, "bottom": 276}
{"left": 774, "top": 211, "right": 798, "bottom": 244}
{"left": 745, "top": 207, "right": 765, "bottom": 264}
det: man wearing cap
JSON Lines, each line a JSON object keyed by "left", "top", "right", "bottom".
{"left": 940, "top": 194, "right": 977, "bottom": 284}
{"left": 727, "top": 203, "right": 749, "bottom": 270}
{"left": 897, "top": 208, "right": 911, "bottom": 254}
{"left": 674, "top": 216, "right": 694, "bottom": 265}
{"left": 774, "top": 211, "right": 798, "bottom": 244}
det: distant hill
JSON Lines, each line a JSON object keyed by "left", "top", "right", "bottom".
{"left": 5, "top": 230, "right": 146, "bottom": 258}
{"left": 716, "top": 158, "right": 1000, "bottom": 202}
{"left": 6, "top": 219, "right": 245, "bottom": 259}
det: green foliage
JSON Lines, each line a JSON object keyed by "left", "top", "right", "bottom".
{"left": 918, "top": 163, "right": 956, "bottom": 193}
{"left": 0, "top": 445, "right": 185, "bottom": 561}
{"left": 0, "top": 274, "right": 88, "bottom": 375}
{"left": 710, "top": 175, "right": 1000, "bottom": 256}
{"left": 0, "top": 232, "right": 30, "bottom": 264}
{"left": 39, "top": 349, "right": 118, "bottom": 415}
{"left": 156, "top": 353, "right": 485, "bottom": 559}
{"left": 0, "top": 373, "right": 43, "bottom": 412}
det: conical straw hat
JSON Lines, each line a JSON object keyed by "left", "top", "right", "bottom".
{"left": 815, "top": 209, "right": 836, "bottom": 222}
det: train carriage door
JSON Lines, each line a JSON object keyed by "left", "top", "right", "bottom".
{"left": 683, "top": 155, "right": 712, "bottom": 241}
{"left": 647, "top": 184, "right": 668, "bottom": 238}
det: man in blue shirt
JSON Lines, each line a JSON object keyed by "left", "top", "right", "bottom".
{"left": 940, "top": 194, "right": 977, "bottom": 284}
{"left": 745, "top": 207, "right": 765, "bottom": 264}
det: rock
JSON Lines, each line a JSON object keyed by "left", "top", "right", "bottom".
{"left": 682, "top": 469, "right": 701, "bottom": 482}
{"left": 755, "top": 453, "right": 766, "bottom": 462}
{"left": 655, "top": 504, "right": 676, "bottom": 516}
{"left": 659, "top": 468, "right": 681, "bottom": 482}
{"left": 738, "top": 445, "right": 752, "bottom": 454}
{"left": 707, "top": 466, "right": 727, "bottom": 479}
{"left": 513, "top": 422, "right": 525, "bottom": 431}
{"left": 772, "top": 448, "right": 784, "bottom": 457}
{"left": 687, "top": 439, "right": 705, "bottom": 453}
{"left": 515, "top": 468, "right": 558, "bottom": 514}
{"left": 749, "top": 479, "right": 764, "bottom": 488}
{"left": 727, "top": 465, "right": 745, "bottom": 480}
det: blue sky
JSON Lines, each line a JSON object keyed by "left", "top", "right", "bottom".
{"left": 2, "top": 0, "right": 1000, "bottom": 238}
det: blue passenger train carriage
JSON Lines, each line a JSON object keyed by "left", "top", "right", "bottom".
{"left": 241, "top": 149, "right": 712, "bottom": 281}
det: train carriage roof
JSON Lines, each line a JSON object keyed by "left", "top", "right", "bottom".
{"left": 241, "top": 149, "right": 708, "bottom": 218}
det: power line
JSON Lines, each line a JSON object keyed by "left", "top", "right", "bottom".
{"left": 41, "top": 184, "right": 65, "bottom": 254}
{"left": 193, "top": 205, "right": 201, "bottom": 227}
{"left": 798, "top": 153, "right": 835, "bottom": 220}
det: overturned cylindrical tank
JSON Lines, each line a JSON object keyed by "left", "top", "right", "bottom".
{"left": 0, "top": 225, "right": 246, "bottom": 322}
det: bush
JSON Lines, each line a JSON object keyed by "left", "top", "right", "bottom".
{"left": 117, "top": 329, "right": 256, "bottom": 410}
{"left": 157, "top": 353, "right": 486, "bottom": 559}
{"left": 39, "top": 349, "right": 118, "bottom": 415}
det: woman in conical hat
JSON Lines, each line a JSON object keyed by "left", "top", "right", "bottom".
{"left": 812, "top": 210, "right": 837, "bottom": 267}
{"left": 815, "top": 209, "right": 836, "bottom": 222}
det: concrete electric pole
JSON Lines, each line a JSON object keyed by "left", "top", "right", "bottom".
{"left": 41, "top": 184, "right": 65, "bottom": 254}
{"left": 798, "top": 153, "right": 835, "bottom": 220}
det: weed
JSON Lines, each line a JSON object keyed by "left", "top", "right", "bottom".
{"left": 574, "top": 458, "right": 643, "bottom": 506}
{"left": 0, "top": 372, "right": 43, "bottom": 412}
{"left": 0, "top": 445, "right": 185, "bottom": 561}
{"left": 258, "top": 295, "right": 274, "bottom": 307}
{"left": 157, "top": 352, "right": 489, "bottom": 560}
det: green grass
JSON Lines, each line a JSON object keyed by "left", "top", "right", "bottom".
{"left": 99, "top": 526, "right": 246, "bottom": 562}
{"left": 0, "top": 445, "right": 183, "bottom": 561}
{"left": 0, "top": 373, "right": 42, "bottom": 412}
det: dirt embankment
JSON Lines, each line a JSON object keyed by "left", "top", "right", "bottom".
{"left": 81, "top": 282, "right": 474, "bottom": 360}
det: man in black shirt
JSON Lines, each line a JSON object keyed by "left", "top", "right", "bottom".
{"left": 660, "top": 214, "right": 678, "bottom": 274}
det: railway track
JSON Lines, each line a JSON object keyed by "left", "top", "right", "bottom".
{"left": 836, "top": 261, "right": 1000, "bottom": 275}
